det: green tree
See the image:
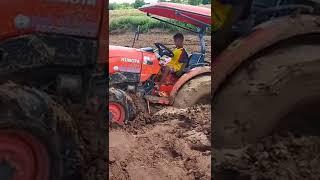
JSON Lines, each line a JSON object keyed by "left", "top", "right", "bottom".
{"left": 170, "top": 0, "right": 182, "bottom": 3}
{"left": 188, "top": 0, "right": 201, "bottom": 5}
{"left": 202, "top": 0, "right": 209, "bottom": 4}
{"left": 109, "top": 3, "right": 119, "bottom": 10}
{"left": 133, "top": 0, "right": 145, "bottom": 9}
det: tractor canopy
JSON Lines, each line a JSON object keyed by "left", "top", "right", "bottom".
{"left": 139, "top": 2, "right": 211, "bottom": 28}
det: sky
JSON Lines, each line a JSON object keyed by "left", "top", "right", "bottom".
{"left": 109, "top": 0, "right": 158, "bottom": 4}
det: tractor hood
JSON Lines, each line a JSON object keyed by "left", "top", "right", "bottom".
{"left": 109, "top": 45, "right": 142, "bottom": 58}
{"left": 139, "top": 2, "right": 211, "bottom": 27}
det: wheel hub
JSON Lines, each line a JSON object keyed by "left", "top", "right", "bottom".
{"left": 0, "top": 130, "right": 49, "bottom": 180}
{"left": 109, "top": 102, "right": 125, "bottom": 125}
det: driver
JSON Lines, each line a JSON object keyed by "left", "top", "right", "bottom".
{"left": 159, "top": 33, "right": 188, "bottom": 85}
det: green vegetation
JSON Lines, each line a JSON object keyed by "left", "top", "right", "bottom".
{"left": 133, "top": 0, "right": 145, "bottom": 8}
{"left": 109, "top": 9, "right": 210, "bottom": 33}
{"left": 109, "top": 0, "right": 145, "bottom": 10}
{"left": 108, "top": 0, "right": 211, "bottom": 33}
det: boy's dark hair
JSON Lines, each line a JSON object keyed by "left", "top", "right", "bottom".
{"left": 173, "top": 33, "right": 184, "bottom": 40}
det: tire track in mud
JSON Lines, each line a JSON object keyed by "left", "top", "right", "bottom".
{"left": 109, "top": 105, "right": 212, "bottom": 180}
{"left": 213, "top": 132, "right": 320, "bottom": 180}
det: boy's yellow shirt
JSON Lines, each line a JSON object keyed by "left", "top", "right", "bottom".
{"left": 167, "top": 48, "right": 185, "bottom": 72}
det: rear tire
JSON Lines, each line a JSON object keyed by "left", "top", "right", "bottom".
{"left": 173, "top": 75, "right": 211, "bottom": 108}
{"left": 214, "top": 44, "right": 320, "bottom": 149}
{"left": 0, "top": 82, "right": 82, "bottom": 180}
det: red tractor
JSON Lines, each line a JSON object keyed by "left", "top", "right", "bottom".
{"left": 109, "top": 3, "right": 212, "bottom": 124}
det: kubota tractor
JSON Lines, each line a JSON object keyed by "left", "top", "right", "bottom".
{"left": 0, "top": 1, "right": 107, "bottom": 179}
{"left": 109, "top": 3, "right": 212, "bottom": 124}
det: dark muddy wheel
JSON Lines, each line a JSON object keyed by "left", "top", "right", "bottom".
{"left": 109, "top": 88, "right": 135, "bottom": 125}
{"left": 214, "top": 43, "right": 320, "bottom": 149}
{"left": 0, "top": 83, "right": 82, "bottom": 180}
{"left": 173, "top": 75, "right": 211, "bottom": 108}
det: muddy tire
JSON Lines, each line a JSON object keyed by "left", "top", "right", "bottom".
{"left": 109, "top": 88, "right": 135, "bottom": 125}
{"left": 0, "top": 82, "right": 82, "bottom": 180}
{"left": 173, "top": 75, "right": 211, "bottom": 108}
{"left": 214, "top": 43, "right": 320, "bottom": 149}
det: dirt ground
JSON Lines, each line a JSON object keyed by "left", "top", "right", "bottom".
{"left": 213, "top": 132, "right": 320, "bottom": 180}
{"left": 109, "top": 105, "right": 211, "bottom": 180}
{"left": 109, "top": 31, "right": 212, "bottom": 62}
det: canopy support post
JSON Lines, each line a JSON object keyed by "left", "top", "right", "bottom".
{"left": 199, "top": 27, "right": 206, "bottom": 55}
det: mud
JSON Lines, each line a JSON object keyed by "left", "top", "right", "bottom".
{"left": 109, "top": 32, "right": 212, "bottom": 62}
{"left": 71, "top": 105, "right": 107, "bottom": 180}
{"left": 109, "top": 105, "right": 211, "bottom": 180}
{"left": 213, "top": 132, "right": 320, "bottom": 180}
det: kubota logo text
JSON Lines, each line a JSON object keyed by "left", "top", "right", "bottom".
{"left": 121, "top": 58, "right": 140, "bottom": 64}
{"left": 45, "top": 0, "right": 96, "bottom": 6}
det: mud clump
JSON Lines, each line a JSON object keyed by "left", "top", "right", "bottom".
{"left": 213, "top": 132, "right": 320, "bottom": 180}
{"left": 109, "top": 105, "right": 211, "bottom": 180}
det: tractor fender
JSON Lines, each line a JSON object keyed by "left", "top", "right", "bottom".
{"left": 170, "top": 66, "right": 211, "bottom": 101}
{"left": 213, "top": 14, "right": 320, "bottom": 96}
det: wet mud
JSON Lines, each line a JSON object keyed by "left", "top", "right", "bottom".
{"left": 109, "top": 105, "right": 212, "bottom": 180}
{"left": 214, "top": 132, "right": 320, "bottom": 180}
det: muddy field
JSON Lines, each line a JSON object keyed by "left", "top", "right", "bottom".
{"left": 214, "top": 132, "right": 320, "bottom": 180}
{"left": 109, "top": 105, "right": 211, "bottom": 180}
{"left": 109, "top": 31, "right": 212, "bottom": 62}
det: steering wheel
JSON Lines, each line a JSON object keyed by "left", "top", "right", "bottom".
{"left": 155, "top": 43, "right": 174, "bottom": 58}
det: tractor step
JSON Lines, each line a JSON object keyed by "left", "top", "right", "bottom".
{"left": 144, "top": 95, "right": 171, "bottom": 105}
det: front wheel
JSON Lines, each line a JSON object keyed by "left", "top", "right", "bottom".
{"left": 0, "top": 82, "right": 82, "bottom": 180}
{"left": 109, "top": 88, "right": 135, "bottom": 125}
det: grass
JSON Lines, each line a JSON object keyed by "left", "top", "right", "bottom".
{"left": 109, "top": 9, "right": 209, "bottom": 34}
{"left": 109, "top": 9, "right": 143, "bottom": 20}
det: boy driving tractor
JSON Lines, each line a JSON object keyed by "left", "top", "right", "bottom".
{"left": 158, "top": 33, "right": 189, "bottom": 87}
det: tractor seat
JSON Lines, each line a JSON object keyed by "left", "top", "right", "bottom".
{"left": 140, "top": 47, "right": 154, "bottom": 53}
{"left": 187, "top": 53, "right": 205, "bottom": 68}
{"left": 176, "top": 53, "right": 206, "bottom": 76}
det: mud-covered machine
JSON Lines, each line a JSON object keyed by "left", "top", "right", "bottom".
{"left": 212, "top": 0, "right": 320, "bottom": 150}
{"left": 109, "top": 3, "right": 212, "bottom": 124}
{"left": 0, "top": 0, "right": 107, "bottom": 179}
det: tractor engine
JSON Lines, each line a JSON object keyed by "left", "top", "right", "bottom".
{"left": 109, "top": 45, "right": 161, "bottom": 95}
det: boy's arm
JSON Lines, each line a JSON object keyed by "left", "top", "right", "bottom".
{"left": 178, "top": 49, "right": 189, "bottom": 63}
